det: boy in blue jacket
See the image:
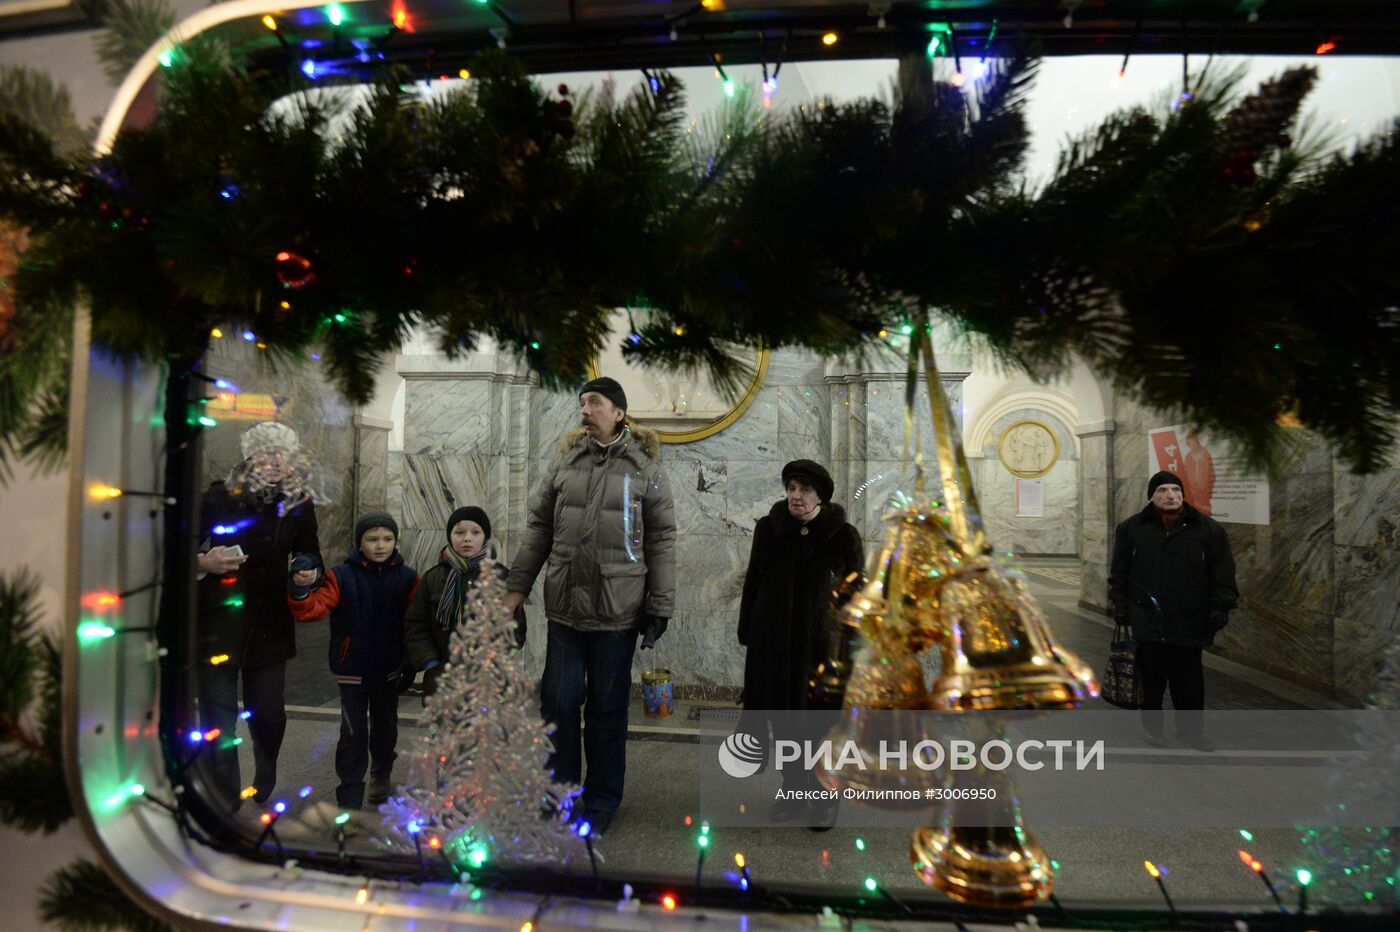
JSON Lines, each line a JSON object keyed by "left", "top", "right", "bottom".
{"left": 289, "top": 512, "right": 418, "bottom": 809}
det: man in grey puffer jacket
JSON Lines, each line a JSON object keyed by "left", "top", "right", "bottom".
{"left": 505, "top": 376, "right": 676, "bottom": 834}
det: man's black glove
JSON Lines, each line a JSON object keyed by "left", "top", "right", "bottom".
{"left": 640, "top": 615, "right": 668, "bottom": 649}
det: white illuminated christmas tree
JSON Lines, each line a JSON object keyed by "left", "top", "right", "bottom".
{"left": 382, "top": 563, "right": 584, "bottom": 867}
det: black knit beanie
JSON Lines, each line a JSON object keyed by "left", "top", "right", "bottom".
{"left": 355, "top": 511, "right": 399, "bottom": 544}
{"left": 579, "top": 376, "right": 628, "bottom": 412}
{"left": 1147, "top": 471, "right": 1185, "bottom": 500}
{"left": 447, "top": 505, "right": 491, "bottom": 543}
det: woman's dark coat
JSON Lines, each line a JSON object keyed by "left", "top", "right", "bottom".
{"left": 197, "top": 481, "right": 322, "bottom": 669}
{"left": 738, "top": 500, "right": 864, "bottom": 711}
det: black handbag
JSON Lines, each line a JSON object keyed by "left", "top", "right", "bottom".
{"left": 1102, "top": 620, "right": 1143, "bottom": 709}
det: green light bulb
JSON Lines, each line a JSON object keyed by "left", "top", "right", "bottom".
{"left": 864, "top": 876, "right": 877, "bottom": 892}
{"left": 78, "top": 621, "right": 117, "bottom": 643}
{"left": 1297, "top": 869, "right": 1312, "bottom": 886}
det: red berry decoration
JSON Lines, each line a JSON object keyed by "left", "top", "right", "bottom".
{"left": 274, "top": 249, "right": 317, "bottom": 289}
{"left": 557, "top": 84, "right": 569, "bottom": 96}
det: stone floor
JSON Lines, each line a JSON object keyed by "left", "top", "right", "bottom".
{"left": 217, "top": 558, "right": 1381, "bottom": 918}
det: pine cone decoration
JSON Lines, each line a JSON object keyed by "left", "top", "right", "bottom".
{"left": 1220, "top": 67, "right": 1317, "bottom": 159}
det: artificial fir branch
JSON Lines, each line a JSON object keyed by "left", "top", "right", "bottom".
{"left": 0, "top": 569, "right": 72, "bottom": 834}
{"left": 0, "top": 65, "right": 90, "bottom": 157}
{"left": 0, "top": 568, "right": 43, "bottom": 737}
{"left": 0, "top": 67, "right": 83, "bottom": 483}
{"left": 38, "top": 859, "right": 171, "bottom": 932}
{"left": 0, "top": 569, "right": 167, "bottom": 927}
{"left": 0, "top": 754, "right": 73, "bottom": 834}
{"left": 93, "top": 0, "right": 177, "bottom": 87}
{"left": 0, "top": 50, "right": 1396, "bottom": 470}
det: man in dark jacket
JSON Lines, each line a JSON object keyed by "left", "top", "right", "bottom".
{"left": 504, "top": 376, "right": 677, "bottom": 836}
{"left": 1109, "top": 470, "right": 1238, "bottom": 750}
{"left": 197, "top": 422, "right": 323, "bottom": 808}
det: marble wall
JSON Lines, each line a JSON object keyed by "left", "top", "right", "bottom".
{"left": 352, "top": 415, "right": 391, "bottom": 519}
{"left": 1075, "top": 420, "right": 1115, "bottom": 613}
{"left": 971, "top": 408, "right": 1079, "bottom": 556}
{"left": 1100, "top": 398, "right": 1400, "bottom": 704}
{"left": 392, "top": 347, "right": 971, "bottom": 697}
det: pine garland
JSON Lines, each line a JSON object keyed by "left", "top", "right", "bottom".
{"left": 93, "top": 0, "right": 177, "bottom": 88}
{"left": 0, "top": 569, "right": 168, "bottom": 929}
{"left": 0, "top": 50, "right": 1397, "bottom": 471}
{"left": 0, "top": 64, "right": 80, "bottom": 485}
{"left": 38, "top": 859, "right": 170, "bottom": 932}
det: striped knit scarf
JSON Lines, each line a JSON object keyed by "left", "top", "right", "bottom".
{"left": 435, "top": 546, "right": 488, "bottom": 631}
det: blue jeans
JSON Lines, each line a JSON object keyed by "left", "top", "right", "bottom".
{"left": 539, "top": 621, "right": 637, "bottom": 816}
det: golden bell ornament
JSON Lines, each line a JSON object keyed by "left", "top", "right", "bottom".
{"left": 815, "top": 710, "right": 946, "bottom": 804}
{"left": 911, "top": 823, "right": 1054, "bottom": 908}
{"left": 830, "top": 323, "right": 1098, "bottom": 904}
{"left": 816, "top": 629, "right": 944, "bottom": 802}
{"left": 840, "top": 495, "right": 974, "bottom": 653}
{"left": 909, "top": 717, "right": 1055, "bottom": 909}
{"left": 928, "top": 563, "right": 1099, "bottom": 711}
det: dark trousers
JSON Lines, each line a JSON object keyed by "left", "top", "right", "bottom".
{"left": 335, "top": 682, "right": 400, "bottom": 808}
{"left": 1137, "top": 642, "right": 1206, "bottom": 739}
{"left": 199, "top": 662, "right": 287, "bottom": 806}
{"left": 539, "top": 620, "right": 638, "bottom": 816}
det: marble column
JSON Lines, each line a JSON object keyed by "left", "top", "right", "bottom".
{"left": 1075, "top": 419, "right": 1115, "bottom": 614}
{"left": 351, "top": 413, "right": 391, "bottom": 518}
{"left": 824, "top": 353, "right": 971, "bottom": 543}
{"left": 395, "top": 352, "right": 536, "bottom": 575}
